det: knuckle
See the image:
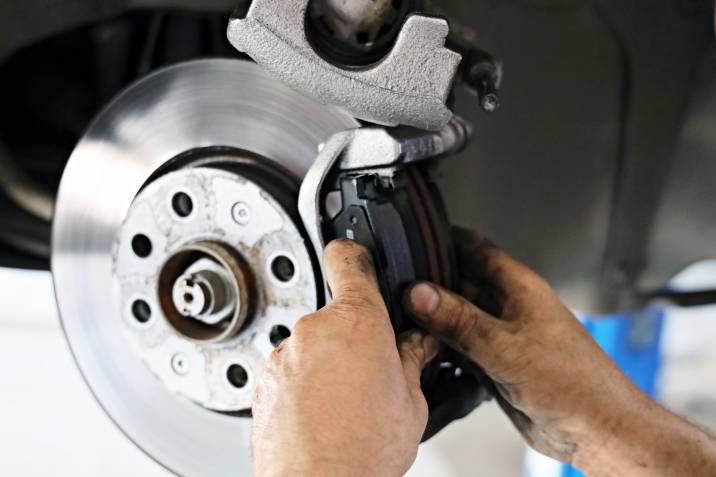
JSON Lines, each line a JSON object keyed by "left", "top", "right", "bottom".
{"left": 336, "top": 285, "right": 369, "bottom": 304}
{"left": 331, "top": 293, "right": 387, "bottom": 322}
{"left": 291, "top": 313, "right": 320, "bottom": 340}
{"left": 457, "top": 316, "right": 487, "bottom": 350}
{"left": 520, "top": 267, "right": 550, "bottom": 291}
{"left": 453, "top": 299, "right": 480, "bottom": 337}
{"left": 439, "top": 297, "right": 464, "bottom": 332}
{"left": 489, "top": 263, "right": 507, "bottom": 282}
{"left": 340, "top": 292, "right": 383, "bottom": 313}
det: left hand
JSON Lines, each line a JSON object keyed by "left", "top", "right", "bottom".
{"left": 251, "top": 239, "right": 439, "bottom": 477}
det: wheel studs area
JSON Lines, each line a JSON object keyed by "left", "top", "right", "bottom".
{"left": 113, "top": 166, "right": 318, "bottom": 412}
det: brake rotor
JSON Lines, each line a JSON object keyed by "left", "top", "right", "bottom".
{"left": 52, "top": 59, "right": 358, "bottom": 476}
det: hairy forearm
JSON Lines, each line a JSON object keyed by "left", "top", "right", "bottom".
{"left": 574, "top": 388, "right": 716, "bottom": 477}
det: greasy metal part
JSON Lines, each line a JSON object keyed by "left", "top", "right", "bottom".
{"left": 52, "top": 59, "right": 358, "bottom": 477}
{"left": 298, "top": 117, "right": 469, "bottom": 301}
{"left": 227, "top": 0, "right": 462, "bottom": 130}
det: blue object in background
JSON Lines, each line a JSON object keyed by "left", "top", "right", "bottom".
{"left": 583, "top": 308, "right": 664, "bottom": 398}
{"left": 523, "top": 307, "right": 665, "bottom": 477}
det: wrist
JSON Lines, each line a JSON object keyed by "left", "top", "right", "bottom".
{"left": 571, "top": 384, "right": 716, "bottom": 477}
{"left": 570, "top": 373, "right": 651, "bottom": 474}
{"left": 571, "top": 386, "right": 650, "bottom": 475}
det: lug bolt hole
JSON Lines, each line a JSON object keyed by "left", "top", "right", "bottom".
{"left": 226, "top": 364, "right": 249, "bottom": 389}
{"left": 271, "top": 255, "right": 295, "bottom": 283}
{"left": 131, "top": 299, "right": 152, "bottom": 324}
{"left": 171, "top": 192, "right": 194, "bottom": 218}
{"left": 269, "top": 325, "right": 292, "bottom": 347}
{"left": 131, "top": 234, "right": 152, "bottom": 258}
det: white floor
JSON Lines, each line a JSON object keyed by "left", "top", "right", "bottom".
{"left": 0, "top": 268, "right": 525, "bottom": 477}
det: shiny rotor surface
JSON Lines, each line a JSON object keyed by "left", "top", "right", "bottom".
{"left": 51, "top": 59, "right": 358, "bottom": 476}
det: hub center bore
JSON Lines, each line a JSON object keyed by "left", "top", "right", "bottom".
{"left": 160, "top": 241, "right": 253, "bottom": 343}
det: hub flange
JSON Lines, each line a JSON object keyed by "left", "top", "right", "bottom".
{"left": 114, "top": 166, "right": 317, "bottom": 412}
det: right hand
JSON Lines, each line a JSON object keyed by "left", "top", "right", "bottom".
{"left": 406, "top": 227, "right": 716, "bottom": 475}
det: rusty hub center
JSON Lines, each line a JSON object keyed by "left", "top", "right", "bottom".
{"left": 159, "top": 241, "right": 254, "bottom": 343}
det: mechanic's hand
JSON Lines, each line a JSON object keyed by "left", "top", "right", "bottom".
{"left": 407, "top": 227, "right": 625, "bottom": 463}
{"left": 252, "top": 239, "right": 438, "bottom": 477}
{"left": 406, "top": 227, "right": 716, "bottom": 476}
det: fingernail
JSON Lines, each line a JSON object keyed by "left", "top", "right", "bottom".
{"left": 423, "top": 335, "right": 440, "bottom": 362}
{"left": 410, "top": 283, "right": 439, "bottom": 315}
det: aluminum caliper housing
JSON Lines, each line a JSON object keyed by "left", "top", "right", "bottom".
{"left": 227, "top": 0, "right": 462, "bottom": 131}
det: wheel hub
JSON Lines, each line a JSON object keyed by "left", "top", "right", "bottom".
{"left": 115, "top": 166, "right": 317, "bottom": 411}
